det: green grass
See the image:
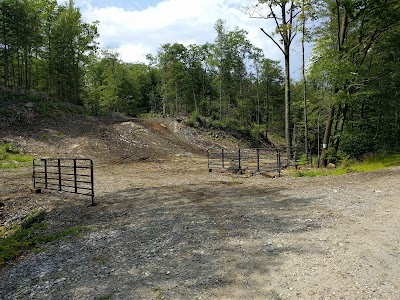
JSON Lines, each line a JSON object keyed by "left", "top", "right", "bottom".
{"left": 0, "top": 210, "right": 88, "bottom": 265}
{"left": 292, "top": 168, "right": 346, "bottom": 177}
{"left": 291, "top": 153, "right": 400, "bottom": 177}
{"left": 0, "top": 143, "right": 32, "bottom": 169}
{"left": 349, "top": 153, "right": 400, "bottom": 171}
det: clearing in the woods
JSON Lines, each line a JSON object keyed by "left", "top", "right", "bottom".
{"left": 1, "top": 115, "right": 399, "bottom": 299}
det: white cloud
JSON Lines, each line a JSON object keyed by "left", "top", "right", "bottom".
{"left": 75, "top": 0, "right": 277, "bottom": 61}
{"left": 67, "top": 0, "right": 307, "bottom": 77}
{"left": 113, "top": 43, "right": 153, "bottom": 63}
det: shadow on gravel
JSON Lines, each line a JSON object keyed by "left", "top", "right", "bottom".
{"left": 8, "top": 183, "right": 324, "bottom": 299}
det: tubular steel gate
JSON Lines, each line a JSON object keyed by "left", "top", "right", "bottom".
{"left": 33, "top": 158, "right": 94, "bottom": 206}
{"left": 207, "top": 148, "right": 282, "bottom": 176}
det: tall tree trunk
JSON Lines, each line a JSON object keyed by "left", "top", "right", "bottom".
{"left": 302, "top": 0, "right": 308, "bottom": 157}
{"left": 2, "top": 17, "right": 9, "bottom": 86}
{"left": 25, "top": 49, "right": 29, "bottom": 89}
{"left": 162, "top": 76, "right": 167, "bottom": 115}
{"left": 219, "top": 77, "right": 222, "bottom": 122}
{"left": 74, "top": 53, "right": 80, "bottom": 104}
{"left": 162, "top": 95, "right": 166, "bottom": 115}
{"left": 257, "top": 1, "right": 298, "bottom": 160}
{"left": 174, "top": 81, "right": 178, "bottom": 115}
{"left": 63, "top": 60, "right": 67, "bottom": 101}
{"left": 284, "top": 49, "right": 292, "bottom": 161}
{"left": 320, "top": 4, "right": 348, "bottom": 166}
{"left": 17, "top": 49, "right": 22, "bottom": 87}
{"left": 320, "top": 103, "right": 335, "bottom": 167}
{"left": 12, "top": 60, "right": 16, "bottom": 86}
{"left": 264, "top": 81, "right": 270, "bottom": 141}
{"left": 395, "top": 107, "right": 399, "bottom": 150}
{"left": 256, "top": 77, "right": 260, "bottom": 141}
{"left": 192, "top": 85, "right": 197, "bottom": 112}
{"left": 333, "top": 103, "right": 348, "bottom": 151}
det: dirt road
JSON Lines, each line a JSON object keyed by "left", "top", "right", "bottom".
{"left": 1, "top": 156, "right": 399, "bottom": 299}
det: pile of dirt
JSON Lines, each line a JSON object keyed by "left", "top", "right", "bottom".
{"left": 0, "top": 114, "right": 250, "bottom": 230}
{"left": 1, "top": 115, "right": 248, "bottom": 165}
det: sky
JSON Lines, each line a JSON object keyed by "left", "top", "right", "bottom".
{"left": 58, "top": 0, "right": 309, "bottom": 79}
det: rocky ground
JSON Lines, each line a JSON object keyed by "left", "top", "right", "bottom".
{"left": 1, "top": 116, "right": 399, "bottom": 299}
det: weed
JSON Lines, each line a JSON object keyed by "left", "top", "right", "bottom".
{"left": 153, "top": 286, "right": 165, "bottom": 300}
{"left": 0, "top": 211, "right": 89, "bottom": 265}
{"left": 98, "top": 293, "right": 114, "bottom": 300}
{"left": 291, "top": 153, "right": 400, "bottom": 177}
{"left": 21, "top": 211, "right": 46, "bottom": 229}
{"left": 92, "top": 255, "right": 109, "bottom": 265}
{"left": 231, "top": 176, "right": 240, "bottom": 183}
{"left": 0, "top": 143, "right": 32, "bottom": 169}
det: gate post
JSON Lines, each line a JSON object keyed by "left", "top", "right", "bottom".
{"left": 44, "top": 159, "right": 48, "bottom": 189}
{"left": 32, "top": 159, "right": 36, "bottom": 189}
{"left": 238, "top": 148, "right": 241, "bottom": 170}
{"left": 73, "top": 159, "right": 77, "bottom": 193}
{"left": 277, "top": 149, "right": 281, "bottom": 177}
{"left": 256, "top": 148, "right": 260, "bottom": 172}
{"left": 221, "top": 148, "right": 225, "bottom": 168}
{"left": 58, "top": 159, "right": 62, "bottom": 191}
{"left": 90, "top": 159, "right": 94, "bottom": 206}
{"left": 207, "top": 150, "right": 210, "bottom": 170}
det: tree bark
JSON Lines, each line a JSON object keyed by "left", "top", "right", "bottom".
{"left": 284, "top": 50, "right": 292, "bottom": 161}
{"left": 320, "top": 104, "right": 335, "bottom": 167}
{"left": 333, "top": 103, "right": 348, "bottom": 151}
{"left": 302, "top": 0, "right": 308, "bottom": 157}
{"left": 3, "top": 19, "right": 9, "bottom": 86}
{"left": 320, "top": 2, "right": 348, "bottom": 166}
{"left": 395, "top": 108, "right": 399, "bottom": 150}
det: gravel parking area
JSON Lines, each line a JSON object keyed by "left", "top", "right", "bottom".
{"left": 1, "top": 157, "right": 399, "bottom": 299}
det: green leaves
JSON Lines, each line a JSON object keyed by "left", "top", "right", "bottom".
{"left": 0, "top": 0, "right": 98, "bottom": 103}
{"left": 308, "top": 0, "right": 400, "bottom": 157}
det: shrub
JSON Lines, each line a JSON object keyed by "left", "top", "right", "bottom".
{"left": 185, "top": 111, "right": 202, "bottom": 127}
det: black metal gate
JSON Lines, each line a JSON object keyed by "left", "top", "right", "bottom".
{"left": 207, "top": 148, "right": 281, "bottom": 176}
{"left": 33, "top": 158, "right": 94, "bottom": 206}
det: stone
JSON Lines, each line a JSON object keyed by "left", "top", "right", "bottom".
{"left": 327, "top": 163, "right": 336, "bottom": 169}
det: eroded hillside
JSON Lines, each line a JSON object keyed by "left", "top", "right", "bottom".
{"left": 1, "top": 115, "right": 248, "bottom": 164}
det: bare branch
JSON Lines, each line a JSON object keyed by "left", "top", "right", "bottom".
{"left": 269, "top": 4, "right": 283, "bottom": 37}
{"left": 260, "top": 28, "right": 285, "bottom": 54}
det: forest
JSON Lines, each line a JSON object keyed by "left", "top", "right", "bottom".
{"left": 1, "top": 0, "right": 400, "bottom": 163}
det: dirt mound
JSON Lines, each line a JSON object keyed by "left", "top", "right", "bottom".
{"left": 1, "top": 115, "right": 247, "bottom": 164}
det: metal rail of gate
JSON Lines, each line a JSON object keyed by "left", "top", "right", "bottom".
{"left": 32, "top": 158, "right": 94, "bottom": 206}
{"left": 207, "top": 148, "right": 281, "bottom": 176}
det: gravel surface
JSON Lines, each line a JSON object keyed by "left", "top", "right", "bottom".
{"left": 1, "top": 116, "right": 400, "bottom": 299}
{"left": 1, "top": 157, "right": 399, "bottom": 300}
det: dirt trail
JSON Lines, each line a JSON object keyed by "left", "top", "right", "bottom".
{"left": 1, "top": 116, "right": 400, "bottom": 299}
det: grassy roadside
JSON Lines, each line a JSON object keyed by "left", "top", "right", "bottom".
{"left": 0, "top": 210, "right": 88, "bottom": 265}
{"left": 291, "top": 153, "right": 400, "bottom": 177}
